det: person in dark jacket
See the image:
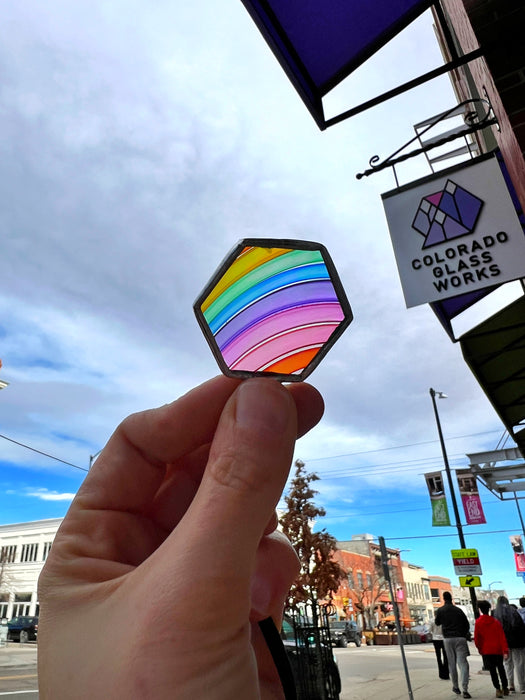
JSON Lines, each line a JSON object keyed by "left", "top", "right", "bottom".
{"left": 474, "top": 600, "right": 508, "bottom": 697}
{"left": 430, "top": 620, "right": 449, "bottom": 680}
{"left": 435, "top": 591, "right": 471, "bottom": 698}
{"left": 493, "top": 595, "right": 525, "bottom": 693}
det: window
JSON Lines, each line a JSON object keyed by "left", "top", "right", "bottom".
{"left": 0, "top": 593, "right": 9, "bottom": 620}
{"left": 366, "top": 573, "right": 372, "bottom": 589}
{"left": 423, "top": 584, "right": 430, "bottom": 600}
{"left": 430, "top": 587, "right": 439, "bottom": 601}
{"left": 12, "top": 593, "right": 31, "bottom": 617}
{"left": 347, "top": 570, "right": 354, "bottom": 589}
{"left": 42, "top": 542, "right": 53, "bottom": 561}
{"left": 0, "top": 545, "right": 17, "bottom": 563}
{"left": 357, "top": 572, "right": 363, "bottom": 589}
{"left": 21, "top": 543, "right": 38, "bottom": 563}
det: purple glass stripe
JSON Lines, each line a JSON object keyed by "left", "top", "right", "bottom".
{"left": 214, "top": 280, "right": 339, "bottom": 349}
{"left": 221, "top": 302, "right": 344, "bottom": 366}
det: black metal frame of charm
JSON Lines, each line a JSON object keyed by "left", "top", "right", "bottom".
{"left": 356, "top": 97, "right": 498, "bottom": 185}
{"left": 194, "top": 238, "right": 353, "bottom": 382}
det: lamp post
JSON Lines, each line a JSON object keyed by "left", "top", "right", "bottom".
{"left": 89, "top": 448, "right": 103, "bottom": 469}
{"left": 429, "top": 388, "right": 478, "bottom": 619}
{"left": 488, "top": 581, "right": 503, "bottom": 607}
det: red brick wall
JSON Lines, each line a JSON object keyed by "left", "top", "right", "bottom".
{"left": 429, "top": 576, "right": 453, "bottom": 610}
{"left": 332, "top": 549, "right": 410, "bottom": 625}
{"left": 439, "top": 0, "right": 525, "bottom": 211}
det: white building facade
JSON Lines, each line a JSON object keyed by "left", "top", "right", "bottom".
{"left": 401, "top": 561, "right": 434, "bottom": 624}
{"left": 0, "top": 519, "right": 62, "bottom": 620}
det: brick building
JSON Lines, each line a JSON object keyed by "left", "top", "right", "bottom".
{"left": 435, "top": 0, "right": 525, "bottom": 213}
{"left": 429, "top": 575, "right": 453, "bottom": 611}
{"left": 333, "top": 535, "right": 410, "bottom": 629}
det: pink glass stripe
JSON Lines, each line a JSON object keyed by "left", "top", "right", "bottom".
{"left": 222, "top": 302, "right": 344, "bottom": 366}
{"left": 231, "top": 323, "right": 338, "bottom": 371}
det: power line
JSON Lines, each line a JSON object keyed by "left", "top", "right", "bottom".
{"left": 385, "top": 528, "right": 518, "bottom": 541}
{"left": 315, "top": 454, "right": 467, "bottom": 480}
{"left": 304, "top": 428, "right": 503, "bottom": 463}
{"left": 0, "top": 433, "right": 88, "bottom": 472}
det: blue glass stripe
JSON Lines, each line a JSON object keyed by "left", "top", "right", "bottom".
{"left": 209, "top": 263, "right": 330, "bottom": 334}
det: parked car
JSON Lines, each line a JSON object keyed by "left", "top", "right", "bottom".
{"left": 281, "top": 615, "right": 341, "bottom": 700}
{"left": 411, "top": 624, "right": 432, "bottom": 642}
{"left": 329, "top": 620, "right": 362, "bottom": 648}
{"left": 7, "top": 616, "right": 38, "bottom": 643}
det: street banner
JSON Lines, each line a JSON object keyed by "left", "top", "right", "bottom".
{"left": 456, "top": 469, "right": 486, "bottom": 525}
{"left": 425, "top": 472, "right": 451, "bottom": 526}
{"left": 510, "top": 535, "right": 525, "bottom": 572}
{"left": 381, "top": 152, "right": 525, "bottom": 308}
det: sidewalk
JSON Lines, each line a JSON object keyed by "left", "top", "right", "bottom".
{"left": 0, "top": 642, "right": 37, "bottom": 668}
{"left": 339, "top": 646, "right": 507, "bottom": 700}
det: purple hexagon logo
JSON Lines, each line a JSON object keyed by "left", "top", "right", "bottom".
{"left": 412, "top": 179, "right": 483, "bottom": 248}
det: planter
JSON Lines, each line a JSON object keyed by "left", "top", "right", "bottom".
{"left": 374, "top": 632, "right": 391, "bottom": 645}
{"left": 364, "top": 631, "right": 375, "bottom": 646}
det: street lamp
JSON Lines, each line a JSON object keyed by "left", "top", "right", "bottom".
{"left": 89, "top": 448, "right": 103, "bottom": 469}
{"left": 429, "top": 388, "right": 478, "bottom": 619}
{"left": 488, "top": 581, "right": 503, "bottom": 591}
{"left": 488, "top": 581, "right": 503, "bottom": 607}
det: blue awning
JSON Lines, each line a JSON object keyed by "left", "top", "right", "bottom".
{"left": 240, "top": 0, "right": 434, "bottom": 128}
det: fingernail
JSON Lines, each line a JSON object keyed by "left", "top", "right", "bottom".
{"left": 235, "top": 379, "right": 292, "bottom": 434}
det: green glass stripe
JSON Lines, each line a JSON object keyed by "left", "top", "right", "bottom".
{"left": 204, "top": 248, "right": 323, "bottom": 324}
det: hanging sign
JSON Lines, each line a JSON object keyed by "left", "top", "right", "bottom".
{"left": 510, "top": 535, "right": 525, "bottom": 572}
{"left": 381, "top": 152, "right": 525, "bottom": 308}
{"left": 425, "top": 472, "right": 451, "bottom": 526}
{"left": 451, "top": 548, "right": 482, "bottom": 575}
{"left": 456, "top": 469, "right": 486, "bottom": 525}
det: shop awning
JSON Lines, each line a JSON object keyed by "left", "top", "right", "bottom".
{"left": 460, "top": 295, "right": 525, "bottom": 455}
{"left": 239, "top": 0, "right": 434, "bottom": 128}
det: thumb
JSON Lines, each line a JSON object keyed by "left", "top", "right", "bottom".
{"left": 184, "top": 378, "right": 297, "bottom": 578}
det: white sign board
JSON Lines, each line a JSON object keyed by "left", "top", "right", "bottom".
{"left": 382, "top": 153, "right": 525, "bottom": 308}
{"left": 451, "top": 548, "right": 482, "bottom": 575}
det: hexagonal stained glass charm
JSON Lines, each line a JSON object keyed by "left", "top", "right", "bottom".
{"left": 194, "top": 239, "right": 353, "bottom": 382}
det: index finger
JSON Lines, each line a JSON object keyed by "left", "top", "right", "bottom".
{"left": 73, "top": 375, "right": 241, "bottom": 514}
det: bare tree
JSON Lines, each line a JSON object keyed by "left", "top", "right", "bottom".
{"left": 280, "top": 459, "right": 345, "bottom": 608}
{"left": 350, "top": 565, "right": 390, "bottom": 630}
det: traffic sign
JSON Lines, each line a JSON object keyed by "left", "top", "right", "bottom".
{"left": 459, "top": 575, "right": 481, "bottom": 587}
{"left": 451, "top": 548, "right": 482, "bottom": 575}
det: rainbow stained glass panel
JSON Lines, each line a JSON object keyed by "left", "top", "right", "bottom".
{"left": 194, "top": 239, "right": 353, "bottom": 381}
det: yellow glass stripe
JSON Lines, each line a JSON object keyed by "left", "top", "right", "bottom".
{"left": 201, "top": 246, "right": 291, "bottom": 312}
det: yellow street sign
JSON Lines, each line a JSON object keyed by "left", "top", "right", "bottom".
{"left": 459, "top": 575, "right": 481, "bottom": 587}
{"left": 451, "top": 548, "right": 478, "bottom": 559}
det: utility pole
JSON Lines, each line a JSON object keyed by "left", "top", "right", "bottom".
{"left": 430, "top": 388, "right": 478, "bottom": 620}
{"left": 379, "top": 536, "right": 414, "bottom": 700}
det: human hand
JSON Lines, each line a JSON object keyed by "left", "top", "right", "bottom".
{"left": 38, "top": 376, "right": 324, "bottom": 699}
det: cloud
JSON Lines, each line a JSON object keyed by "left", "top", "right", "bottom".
{"left": 24, "top": 489, "right": 76, "bottom": 502}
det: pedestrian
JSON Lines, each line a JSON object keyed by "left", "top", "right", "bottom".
{"left": 518, "top": 597, "right": 525, "bottom": 624}
{"left": 474, "top": 600, "right": 509, "bottom": 697}
{"left": 435, "top": 591, "right": 472, "bottom": 698}
{"left": 493, "top": 595, "right": 525, "bottom": 694}
{"left": 430, "top": 619, "right": 450, "bottom": 680}
{"left": 36, "top": 376, "right": 325, "bottom": 699}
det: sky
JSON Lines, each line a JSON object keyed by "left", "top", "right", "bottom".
{"left": 1, "top": 1, "right": 524, "bottom": 602}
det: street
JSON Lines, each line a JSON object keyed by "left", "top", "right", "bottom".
{"left": 0, "top": 642, "right": 499, "bottom": 699}
{"left": 0, "top": 664, "right": 38, "bottom": 698}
